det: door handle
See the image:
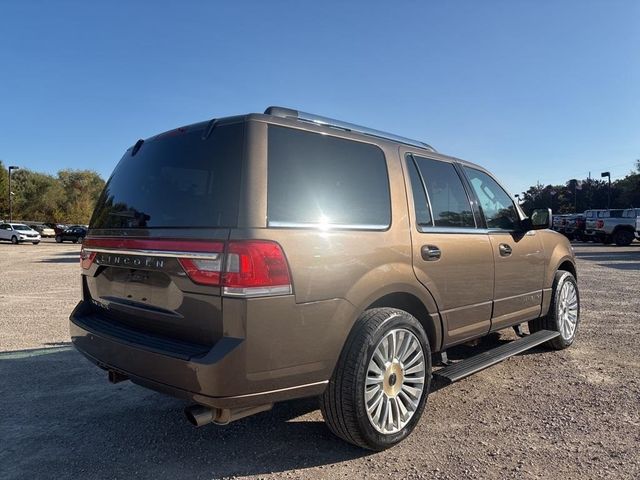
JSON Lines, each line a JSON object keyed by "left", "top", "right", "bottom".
{"left": 499, "top": 243, "right": 512, "bottom": 257}
{"left": 421, "top": 245, "right": 441, "bottom": 261}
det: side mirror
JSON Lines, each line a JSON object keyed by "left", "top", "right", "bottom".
{"left": 527, "top": 208, "right": 552, "bottom": 230}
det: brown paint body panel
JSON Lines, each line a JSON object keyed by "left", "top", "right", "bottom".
{"left": 70, "top": 110, "right": 577, "bottom": 411}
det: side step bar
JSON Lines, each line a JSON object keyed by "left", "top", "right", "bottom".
{"left": 433, "top": 329, "right": 560, "bottom": 385}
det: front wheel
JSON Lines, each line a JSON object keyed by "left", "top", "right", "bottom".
{"left": 55, "top": 236, "right": 62, "bottom": 243}
{"left": 32, "top": 241, "right": 40, "bottom": 245}
{"left": 529, "top": 271, "right": 580, "bottom": 350}
{"left": 320, "top": 308, "right": 431, "bottom": 450}
{"left": 11, "top": 236, "right": 18, "bottom": 245}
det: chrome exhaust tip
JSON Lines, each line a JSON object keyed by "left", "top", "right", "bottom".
{"left": 184, "top": 404, "right": 216, "bottom": 427}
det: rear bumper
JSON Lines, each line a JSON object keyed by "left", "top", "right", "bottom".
{"left": 69, "top": 300, "right": 335, "bottom": 408}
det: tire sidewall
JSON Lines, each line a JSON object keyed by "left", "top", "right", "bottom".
{"left": 614, "top": 230, "right": 633, "bottom": 246}
{"left": 551, "top": 271, "right": 580, "bottom": 348}
{"left": 353, "top": 311, "right": 431, "bottom": 449}
{"left": 11, "top": 236, "right": 18, "bottom": 245}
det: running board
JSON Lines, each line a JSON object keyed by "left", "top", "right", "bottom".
{"left": 432, "top": 329, "right": 560, "bottom": 385}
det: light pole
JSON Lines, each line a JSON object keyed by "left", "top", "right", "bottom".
{"left": 600, "top": 171, "right": 611, "bottom": 209}
{"left": 8, "top": 165, "right": 19, "bottom": 222}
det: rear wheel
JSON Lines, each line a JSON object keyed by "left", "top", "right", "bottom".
{"left": 529, "top": 271, "right": 579, "bottom": 350}
{"left": 613, "top": 229, "right": 634, "bottom": 247}
{"left": 55, "top": 236, "right": 62, "bottom": 243}
{"left": 11, "top": 236, "right": 18, "bottom": 245}
{"left": 320, "top": 308, "right": 431, "bottom": 450}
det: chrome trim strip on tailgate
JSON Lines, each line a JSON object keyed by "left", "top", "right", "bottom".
{"left": 84, "top": 247, "right": 221, "bottom": 260}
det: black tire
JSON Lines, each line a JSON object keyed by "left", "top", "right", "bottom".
{"left": 11, "top": 236, "right": 18, "bottom": 245}
{"left": 320, "top": 308, "right": 431, "bottom": 450}
{"left": 55, "top": 236, "right": 62, "bottom": 243}
{"left": 613, "top": 229, "right": 634, "bottom": 247}
{"left": 72, "top": 238, "right": 78, "bottom": 244}
{"left": 529, "top": 271, "right": 580, "bottom": 350}
{"left": 32, "top": 241, "right": 40, "bottom": 245}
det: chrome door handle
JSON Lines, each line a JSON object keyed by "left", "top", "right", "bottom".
{"left": 499, "top": 243, "right": 512, "bottom": 257}
{"left": 421, "top": 245, "right": 441, "bottom": 261}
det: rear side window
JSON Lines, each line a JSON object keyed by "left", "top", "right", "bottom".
{"left": 90, "top": 123, "right": 244, "bottom": 229}
{"left": 267, "top": 126, "right": 390, "bottom": 229}
{"left": 412, "top": 155, "right": 475, "bottom": 228}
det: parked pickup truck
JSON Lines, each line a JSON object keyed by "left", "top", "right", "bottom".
{"left": 594, "top": 208, "right": 640, "bottom": 246}
{"left": 564, "top": 214, "right": 586, "bottom": 241}
{"left": 584, "top": 209, "right": 623, "bottom": 242}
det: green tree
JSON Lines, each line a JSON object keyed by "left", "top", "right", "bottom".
{"left": 519, "top": 160, "right": 639, "bottom": 214}
{"left": 56, "top": 169, "right": 105, "bottom": 224}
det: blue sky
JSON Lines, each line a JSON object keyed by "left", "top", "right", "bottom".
{"left": 1, "top": 1, "right": 638, "bottom": 196}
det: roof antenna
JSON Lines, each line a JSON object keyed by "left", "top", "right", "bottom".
{"left": 131, "top": 139, "right": 144, "bottom": 156}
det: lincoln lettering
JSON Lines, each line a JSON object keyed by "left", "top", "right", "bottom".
{"left": 96, "top": 253, "right": 164, "bottom": 269}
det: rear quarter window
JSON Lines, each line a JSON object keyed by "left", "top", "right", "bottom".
{"left": 267, "top": 126, "right": 391, "bottom": 229}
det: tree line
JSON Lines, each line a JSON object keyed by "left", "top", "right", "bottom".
{"left": 519, "top": 160, "right": 640, "bottom": 215}
{"left": 0, "top": 160, "right": 105, "bottom": 224}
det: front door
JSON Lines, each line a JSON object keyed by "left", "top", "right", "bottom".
{"left": 404, "top": 153, "right": 494, "bottom": 347}
{"left": 461, "top": 166, "right": 545, "bottom": 330}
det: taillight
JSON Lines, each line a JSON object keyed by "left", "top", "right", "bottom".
{"left": 80, "top": 246, "right": 96, "bottom": 270}
{"left": 178, "top": 256, "right": 223, "bottom": 286}
{"left": 222, "top": 241, "right": 292, "bottom": 297}
{"left": 176, "top": 240, "right": 291, "bottom": 297}
{"left": 81, "top": 237, "right": 292, "bottom": 298}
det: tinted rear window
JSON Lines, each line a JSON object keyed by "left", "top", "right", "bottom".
{"left": 90, "top": 123, "right": 243, "bottom": 229}
{"left": 267, "top": 126, "right": 390, "bottom": 229}
{"left": 412, "top": 156, "right": 475, "bottom": 228}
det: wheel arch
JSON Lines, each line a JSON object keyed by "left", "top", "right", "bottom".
{"left": 366, "top": 292, "right": 441, "bottom": 354}
{"left": 557, "top": 259, "right": 577, "bottom": 280}
{"left": 612, "top": 225, "right": 635, "bottom": 234}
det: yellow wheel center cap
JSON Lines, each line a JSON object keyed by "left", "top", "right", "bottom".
{"left": 383, "top": 361, "right": 404, "bottom": 397}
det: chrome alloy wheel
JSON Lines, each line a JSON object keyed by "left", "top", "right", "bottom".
{"left": 365, "top": 328, "right": 426, "bottom": 434}
{"left": 557, "top": 280, "right": 579, "bottom": 341}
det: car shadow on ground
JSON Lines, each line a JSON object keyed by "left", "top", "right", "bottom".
{"left": 38, "top": 257, "right": 79, "bottom": 263}
{"left": 0, "top": 348, "right": 368, "bottom": 479}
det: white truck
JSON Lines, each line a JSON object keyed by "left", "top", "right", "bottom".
{"left": 594, "top": 208, "right": 640, "bottom": 246}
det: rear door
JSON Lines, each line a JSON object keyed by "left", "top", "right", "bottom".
{"left": 461, "top": 166, "right": 545, "bottom": 330}
{"left": 80, "top": 121, "right": 245, "bottom": 348}
{"left": 404, "top": 152, "right": 494, "bottom": 346}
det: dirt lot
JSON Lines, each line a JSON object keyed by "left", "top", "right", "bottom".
{"left": 1, "top": 239, "right": 639, "bottom": 479}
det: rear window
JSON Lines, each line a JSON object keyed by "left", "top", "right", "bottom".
{"left": 267, "top": 126, "right": 390, "bottom": 229}
{"left": 90, "top": 123, "right": 244, "bottom": 229}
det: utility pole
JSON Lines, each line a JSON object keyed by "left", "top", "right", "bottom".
{"left": 601, "top": 171, "right": 611, "bottom": 209}
{"left": 8, "top": 165, "right": 19, "bottom": 222}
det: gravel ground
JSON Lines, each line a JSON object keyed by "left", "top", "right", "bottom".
{"left": 0, "top": 240, "right": 639, "bottom": 479}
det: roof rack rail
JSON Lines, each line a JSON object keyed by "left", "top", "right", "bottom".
{"left": 264, "top": 106, "right": 436, "bottom": 152}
